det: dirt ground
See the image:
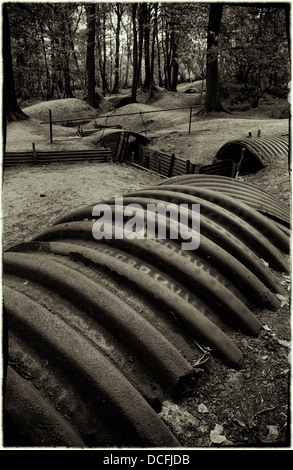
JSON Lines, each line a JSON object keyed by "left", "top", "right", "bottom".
{"left": 1, "top": 87, "right": 291, "bottom": 449}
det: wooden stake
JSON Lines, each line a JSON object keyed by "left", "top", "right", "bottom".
{"left": 32, "top": 143, "right": 37, "bottom": 164}
{"left": 49, "top": 110, "right": 53, "bottom": 143}
{"left": 189, "top": 107, "right": 192, "bottom": 134}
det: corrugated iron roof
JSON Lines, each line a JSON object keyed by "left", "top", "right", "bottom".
{"left": 157, "top": 174, "right": 290, "bottom": 228}
{"left": 3, "top": 178, "right": 290, "bottom": 447}
{"left": 215, "top": 136, "right": 289, "bottom": 169}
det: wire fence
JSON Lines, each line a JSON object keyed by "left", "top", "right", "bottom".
{"left": 40, "top": 106, "right": 199, "bottom": 143}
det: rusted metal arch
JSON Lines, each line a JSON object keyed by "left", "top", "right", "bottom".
{"left": 215, "top": 136, "right": 289, "bottom": 169}
{"left": 4, "top": 282, "right": 181, "bottom": 448}
{"left": 107, "top": 191, "right": 289, "bottom": 273}
{"left": 44, "top": 206, "right": 287, "bottom": 298}
{"left": 158, "top": 173, "right": 290, "bottom": 202}
{"left": 160, "top": 182, "right": 290, "bottom": 226}
{"left": 52, "top": 192, "right": 289, "bottom": 272}
{"left": 272, "top": 222, "right": 291, "bottom": 237}
{"left": 156, "top": 173, "right": 288, "bottom": 207}
{"left": 11, "top": 239, "right": 265, "bottom": 337}
{"left": 12, "top": 216, "right": 283, "bottom": 307}
{"left": 4, "top": 249, "right": 201, "bottom": 366}
{"left": 3, "top": 177, "right": 290, "bottom": 447}
{"left": 66, "top": 236, "right": 281, "bottom": 310}
{"left": 156, "top": 175, "right": 290, "bottom": 225}
{"left": 68, "top": 231, "right": 283, "bottom": 309}
{"left": 4, "top": 250, "right": 243, "bottom": 368}
{"left": 53, "top": 179, "right": 290, "bottom": 230}
{"left": 108, "top": 96, "right": 131, "bottom": 109}
{"left": 4, "top": 214, "right": 284, "bottom": 367}
{"left": 3, "top": 255, "right": 193, "bottom": 397}
{"left": 4, "top": 247, "right": 202, "bottom": 401}
{"left": 99, "top": 128, "right": 150, "bottom": 145}
{"left": 164, "top": 183, "right": 289, "bottom": 225}
{"left": 53, "top": 177, "right": 290, "bottom": 230}
{"left": 4, "top": 366, "right": 85, "bottom": 447}
{"left": 128, "top": 185, "right": 290, "bottom": 254}
{"left": 55, "top": 192, "right": 287, "bottom": 228}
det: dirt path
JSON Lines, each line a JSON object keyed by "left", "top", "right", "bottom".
{"left": 2, "top": 162, "right": 162, "bottom": 250}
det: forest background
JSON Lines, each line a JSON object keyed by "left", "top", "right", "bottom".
{"left": 3, "top": 1, "right": 291, "bottom": 121}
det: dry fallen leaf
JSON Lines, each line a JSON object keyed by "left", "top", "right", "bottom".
{"left": 198, "top": 403, "right": 209, "bottom": 413}
{"left": 260, "top": 425, "right": 279, "bottom": 444}
{"left": 275, "top": 338, "right": 290, "bottom": 347}
{"left": 276, "top": 294, "right": 289, "bottom": 307}
{"left": 260, "top": 258, "right": 269, "bottom": 267}
{"left": 210, "top": 424, "right": 226, "bottom": 444}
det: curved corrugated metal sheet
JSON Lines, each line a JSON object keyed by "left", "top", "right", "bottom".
{"left": 157, "top": 174, "right": 290, "bottom": 228}
{"left": 97, "top": 128, "right": 149, "bottom": 142}
{"left": 215, "top": 136, "right": 289, "bottom": 170}
{"left": 108, "top": 96, "right": 132, "bottom": 109}
{"left": 98, "top": 130, "right": 149, "bottom": 154}
{"left": 3, "top": 178, "right": 290, "bottom": 448}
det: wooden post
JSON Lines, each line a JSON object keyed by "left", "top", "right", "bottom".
{"left": 190, "top": 163, "right": 195, "bottom": 174}
{"left": 49, "top": 110, "right": 53, "bottom": 143}
{"left": 32, "top": 143, "right": 37, "bottom": 164}
{"left": 186, "top": 159, "right": 190, "bottom": 174}
{"left": 168, "top": 153, "right": 175, "bottom": 177}
{"left": 188, "top": 107, "right": 192, "bottom": 134}
{"left": 236, "top": 148, "right": 245, "bottom": 179}
{"left": 231, "top": 162, "right": 238, "bottom": 178}
{"left": 232, "top": 148, "right": 245, "bottom": 179}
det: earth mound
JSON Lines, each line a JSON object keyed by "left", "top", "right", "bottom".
{"left": 23, "top": 98, "right": 101, "bottom": 123}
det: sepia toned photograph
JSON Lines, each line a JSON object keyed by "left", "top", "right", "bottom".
{"left": 1, "top": 0, "right": 291, "bottom": 454}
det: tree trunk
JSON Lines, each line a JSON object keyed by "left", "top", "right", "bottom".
{"left": 143, "top": 6, "right": 151, "bottom": 90}
{"left": 156, "top": 23, "right": 163, "bottom": 88}
{"left": 170, "top": 30, "right": 179, "bottom": 92}
{"left": 63, "top": 61, "right": 74, "bottom": 98}
{"left": 62, "top": 43, "right": 74, "bottom": 99}
{"left": 50, "top": 34, "right": 64, "bottom": 99}
{"left": 123, "top": 44, "right": 131, "bottom": 88}
{"left": 97, "top": 7, "right": 108, "bottom": 96}
{"left": 163, "top": 22, "right": 171, "bottom": 90}
{"left": 38, "top": 21, "right": 51, "bottom": 100}
{"left": 148, "top": 3, "right": 158, "bottom": 100}
{"left": 284, "top": 4, "right": 290, "bottom": 55}
{"left": 112, "top": 4, "right": 123, "bottom": 94}
{"left": 161, "top": 6, "right": 179, "bottom": 92}
{"left": 137, "top": 4, "right": 145, "bottom": 89}
{"left": 68, "top": 20, "right": 86, "bottom": 97}
{"left": 203, "top": 4, "right": 227, "bottom": 113}
{"left": 60, "top": 9, "right": 74, "bottom": 99}
{"left": 86, "top": 4, "right": 99, "bottom": 108}
{"left": 131, "top": 4, "right": 138, "bottom": 103}
{"left": 71, "top": 39, "right": 86, "bottom": 97}
{"left": 3, "top": 4, "right": 29, "bottom": 125}
{"left": 131, "top": 4, "right": 145, "bottom": 103}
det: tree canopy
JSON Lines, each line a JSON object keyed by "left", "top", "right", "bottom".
{"left": 4, "top": 2, "right": 290, "bottom": 120}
